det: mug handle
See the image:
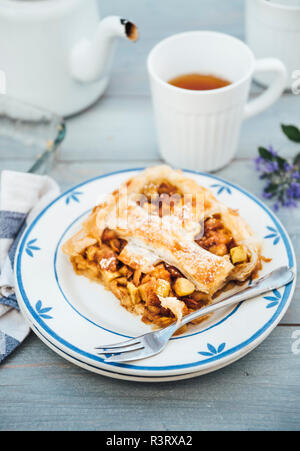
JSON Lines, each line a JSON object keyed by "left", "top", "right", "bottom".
{"left": 244, "top": 58, "right": 287, "bottom": 119}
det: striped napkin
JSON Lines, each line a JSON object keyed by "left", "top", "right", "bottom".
{"left": 0, "top": 170, "right": 59, "bottom": 363}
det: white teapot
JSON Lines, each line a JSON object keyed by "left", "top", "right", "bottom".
{"left": 0, "top": 0, "right": 138, "bottom": 116}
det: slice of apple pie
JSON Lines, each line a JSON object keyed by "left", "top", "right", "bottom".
{"left": 62, "top": 166, "right": 262, "bottom": 331}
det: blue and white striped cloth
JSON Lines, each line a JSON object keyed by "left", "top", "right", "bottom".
{"left": 0, "top": 170, "right": 59, "bottom": 363}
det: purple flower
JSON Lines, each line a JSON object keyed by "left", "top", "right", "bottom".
{"left": 255, "top": 156, "right": 279, "bottom": 174}
{"left": 262, "top": 191, "right": 273, "bottom": 199}
{"left": 266, "top": 161, "right": 279, "bottom": 173}
{"left": 284, "top": 162, "right": 293, "bottom": 172}
{"left": 254, "top": 127, "right": 300, "bottom": 210}
{"left": 268, "top": 145, "right": 277, "bottom": 157}
{"left": 292, "top": 171, "right": 300, "bottom": 181}
{"left": 286, "top": 182, "right": 300, "bottom": 199}
{"left": 284, "top": 198, "right": 297, "bottom": 207}
{"left": 254, "top": 156, "right": 264, "bottom": 172}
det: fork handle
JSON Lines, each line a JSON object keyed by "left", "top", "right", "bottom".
{"left": 174, "top": 266, "right": 294, "bottom": 331}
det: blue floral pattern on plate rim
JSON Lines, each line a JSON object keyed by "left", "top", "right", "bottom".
{"left": 264, "top": 226, "right": 281, "bottom": 246}
{"left": 264, "top": 289, "right": 282, "bottom": 309}
{"left": 35, "top": 300, "right": 53, "bottom": 320}
{"left": 15, "top": 168, "right": 296, "bottom": 373}
{"left": 210, "top": 184, "right": 232, "bottom": 195}
{"left": 65, "top": 191, "right": 83, "bottom": 205}
{"left": 198, "top": 342, "right": 226, "bottom": 357}
{"left": 25, "top": 239, "right": 40, "bottom": 258}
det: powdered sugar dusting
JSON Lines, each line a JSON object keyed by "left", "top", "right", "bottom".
{"left": 99, "top": 256, "right": 116, "bottom": 270}
{"left": 98, "top": 173, "right": 234, "bottom": 294}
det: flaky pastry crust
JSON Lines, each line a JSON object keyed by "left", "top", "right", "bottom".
{"left": 62, "top": 166, "right": 262, "bottom": 329}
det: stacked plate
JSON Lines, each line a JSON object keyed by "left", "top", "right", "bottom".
{"left": 15, "top": 169, "right": 296, "bottom": 382}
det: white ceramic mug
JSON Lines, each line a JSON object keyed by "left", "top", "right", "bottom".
{"left": 246, "top": 0, "right": 300, "bottom": 90}
{"left": 147, "top": 31, "right": 287, "bottom": 172}
{"left": 0, "top": 0, "right": 138, "bottom": 117}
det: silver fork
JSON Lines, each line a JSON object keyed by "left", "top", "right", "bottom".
{"left": 95, "top": 266, "right": 295, "bottom": 363}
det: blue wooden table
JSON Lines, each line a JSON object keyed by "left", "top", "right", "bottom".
{"left": 1, "top": 0, "right": 300, "bottom": 431}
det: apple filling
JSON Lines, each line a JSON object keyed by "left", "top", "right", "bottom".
{"left": 71, "top": 227, "right": 212, "bottom": 331}
{"left": 70, "top": 186, "right": 249, "bottom": 332}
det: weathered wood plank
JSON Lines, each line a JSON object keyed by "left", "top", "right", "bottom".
{"left": 45, "top": 94, "right": 300, "bottom": 162}
{"left": 1, "top": 327, "right": 299, "bottom": 431}
{"left": 1, "top": 92, "right": 299, "bottom": 162}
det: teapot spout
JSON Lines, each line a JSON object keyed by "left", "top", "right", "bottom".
{"left": 70, "top": 16, "right": 138, "bottom": 83}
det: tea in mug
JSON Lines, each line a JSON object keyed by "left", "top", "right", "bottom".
{"left": 168, "top": 73, "right": 231, "bottom": 91}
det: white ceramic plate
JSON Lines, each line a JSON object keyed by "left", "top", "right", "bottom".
{"left": 15, "top": 169, "right": 296, "bottom": 381}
